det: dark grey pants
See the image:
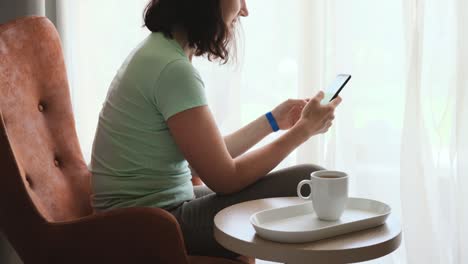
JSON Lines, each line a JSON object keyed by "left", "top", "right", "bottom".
{"left": 169, "top": 164, "right": 325, "bottom": 259}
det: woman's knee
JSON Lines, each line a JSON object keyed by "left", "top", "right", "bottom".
{"left": 294, "top": 163, "right": 326, "bottom": 174}
{"left": 262, "top": 163, "right": 325, "bottom": 182}
{"left": 279, "top": 163, "right": 325, "bottom": 179}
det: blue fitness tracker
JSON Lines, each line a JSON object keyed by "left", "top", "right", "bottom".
{"left": 266, "top": 112, "right": 280, "bottom": 132}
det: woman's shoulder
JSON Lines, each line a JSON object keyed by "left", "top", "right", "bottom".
{"left": 139, "top": 32, "right": 188, "bottom": 63}
{"left": 160, "top": 59, "right": 199, "bottom": 79}
{"left": 123, "top": 33, "right": 192, "bottom": 79}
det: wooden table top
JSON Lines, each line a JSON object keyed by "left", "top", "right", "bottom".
{"left": 214, "top": 197, "right": 402, "bottom": 264}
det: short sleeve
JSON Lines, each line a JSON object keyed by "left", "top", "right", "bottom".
{"left": 154, "top": 59, "right": 208, "bottom": 120}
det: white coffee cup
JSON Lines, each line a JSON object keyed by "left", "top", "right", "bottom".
{"left": 296, "top": 170, "right": 348, "bottom": 221}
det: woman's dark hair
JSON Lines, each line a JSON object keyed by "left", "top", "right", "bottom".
{"left": 144, "top": 0, "right": 235, "bottom": 64}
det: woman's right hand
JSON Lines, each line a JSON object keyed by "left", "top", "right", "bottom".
{"left": 295, "top": 91, "right": 342, "bottom": 136}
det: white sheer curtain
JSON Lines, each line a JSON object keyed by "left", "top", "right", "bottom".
{"left": 55, "top": 0, "right": 467, "bottom": 263}
{"left": 400, "top": 0, "right": 468, "bottom": 263}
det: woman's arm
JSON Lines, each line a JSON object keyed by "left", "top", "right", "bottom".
{"left": 223, "top": 115, "right": 271, "bottom": 158}
{"left": 191, "top": 117, "right": 267, "bottom": 183}
{"left": 169, "top": 91, "right": 340, "bottom": 195}
{"left": 224, "top": 99, "right": 309, "bottom": 158}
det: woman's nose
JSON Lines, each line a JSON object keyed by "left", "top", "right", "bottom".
{"left": 240, "top": 0, "right": 249, "bottom": 17}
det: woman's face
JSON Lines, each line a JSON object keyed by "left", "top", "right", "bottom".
{"left": 221, "top": 0, "right": 249, "bottom": 28}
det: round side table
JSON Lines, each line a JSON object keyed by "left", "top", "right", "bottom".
{"left": 214, "top": 197, "right": 402, "bottom": 264}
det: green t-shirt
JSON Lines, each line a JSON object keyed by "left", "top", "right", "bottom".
{"left": 90, "top": 32, "right": 207, "bottom": 211}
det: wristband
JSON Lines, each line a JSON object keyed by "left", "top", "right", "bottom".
{"left": 265, "top": 112, "right": 280, "bottom": 132}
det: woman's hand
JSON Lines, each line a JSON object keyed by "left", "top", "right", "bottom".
{"left": 271, "top": 99, "right": 310, "bottom": 130}
{"left": 295, "top": 91, "right": 342, "bottom": 136}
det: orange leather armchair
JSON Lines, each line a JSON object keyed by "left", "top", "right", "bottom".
{"left": 0, "top": 16, "right": 240, "bottom": 264}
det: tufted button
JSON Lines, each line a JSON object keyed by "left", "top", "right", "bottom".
{"left": 25, "top": 176, "right": 33, "bottom": 188}
{"left": 38, "top": 104, "right": 44, "bottom": 112}
{"left": 54, "top": 159, "right": 60, "bottom": 167}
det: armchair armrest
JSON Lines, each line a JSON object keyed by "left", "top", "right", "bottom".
{"left": 43, "top": 207, "right": 189, "bottom": 264}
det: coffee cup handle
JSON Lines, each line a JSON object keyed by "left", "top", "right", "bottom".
{"left": 297, "top": 180, "right": 312, "bottom": 200}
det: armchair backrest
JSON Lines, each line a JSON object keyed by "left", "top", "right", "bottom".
{"left": 0, "top": 16, "right": 93, "bottom": 230}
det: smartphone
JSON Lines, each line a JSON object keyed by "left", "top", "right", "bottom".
{"left": 321, "top": 74, "right": 352, "bottom": 104}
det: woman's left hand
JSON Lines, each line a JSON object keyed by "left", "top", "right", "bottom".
{"left": 271, "top": 98, "right": 310, "bottom": 130}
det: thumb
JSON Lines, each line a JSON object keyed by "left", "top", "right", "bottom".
{"left": 312, "top": 91, "right": 325, "bottom": 102}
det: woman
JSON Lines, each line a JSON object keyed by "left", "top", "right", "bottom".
{"left": 90, "top": 0, "right": 342, "bottom": 260}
